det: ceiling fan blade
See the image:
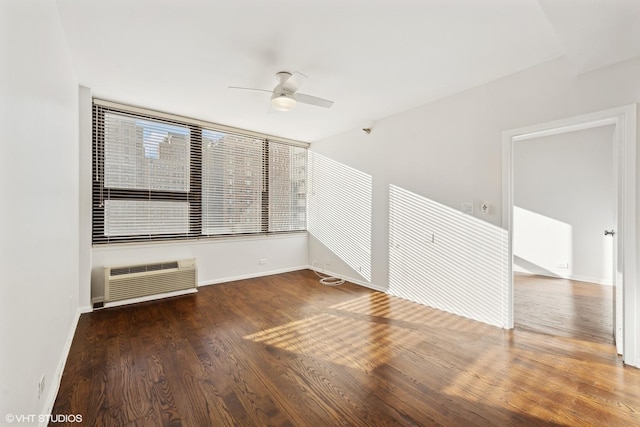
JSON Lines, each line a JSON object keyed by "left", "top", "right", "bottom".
{"left": 281, "top": 71, "right": 308, "bottom": 93}
{"left": 294, "top": 93, "right": 334, "bottom": 108}
{"left": 228, "top": 86, "right": 272, "bottom": 93}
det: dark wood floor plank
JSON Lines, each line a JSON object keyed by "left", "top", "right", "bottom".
{"left": 51, "top": 269, "right": 640, "bottom": 426}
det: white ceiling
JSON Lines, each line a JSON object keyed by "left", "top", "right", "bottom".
{"left": 56, "top": 0, "right": 640, "bottom": 142}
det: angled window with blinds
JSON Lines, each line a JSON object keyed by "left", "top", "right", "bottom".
{"left": 92, "top": 101, "right": 307, "bottom": 244}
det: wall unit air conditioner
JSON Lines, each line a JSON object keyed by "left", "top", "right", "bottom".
{"left": 104, "top": 259, "right": 197, "bottom": 305}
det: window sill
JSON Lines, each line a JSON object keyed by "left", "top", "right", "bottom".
{"left": 91, "top": 231, "right": 308, "bottom": 251}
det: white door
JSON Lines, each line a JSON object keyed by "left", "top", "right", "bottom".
{"left": 612, "top": 129, "right": 623, "bottom": 355}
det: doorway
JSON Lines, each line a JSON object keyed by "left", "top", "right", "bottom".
{"left": 512, "top": 125, "right": 615, "bottom": 344}
{"left": 502, "top": 104, "right": 637, "bottom": 366}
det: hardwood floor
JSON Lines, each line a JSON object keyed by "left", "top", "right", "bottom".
{"left": 52, "top": 270, "right": 640, "bottom": 426}
{"left": 514, "top": 273, "right": 614, "bottom": 345}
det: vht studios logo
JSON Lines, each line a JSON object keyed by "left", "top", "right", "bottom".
{"left": 5, "top": 413, "right": 83, "bottom": 423}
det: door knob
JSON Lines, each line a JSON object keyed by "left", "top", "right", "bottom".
{"left": 604, "top": 229, "right": 615, "bottom": 236}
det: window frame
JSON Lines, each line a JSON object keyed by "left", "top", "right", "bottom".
{"left": 92, "top": 99, "right": 308, "bottom": 245}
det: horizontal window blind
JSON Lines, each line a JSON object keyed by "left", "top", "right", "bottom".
{"left": 269, "top": 142, "right": 307, "bottom": 232}
{"left": 202, "top": 130, "right": 264, "bottom": 235}
{"left": 92, "top": 102, "right": 307, "bottom": 244}
{"left": 104, "top": 200, "right": 190, "bottom": 236}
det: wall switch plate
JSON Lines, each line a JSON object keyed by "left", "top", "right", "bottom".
{"left": 461, "top": 202, "right": 474, "bottom": 214}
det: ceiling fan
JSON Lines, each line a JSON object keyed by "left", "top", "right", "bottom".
{"left": 229, "top": 71, "right": 334, "bottom": 112}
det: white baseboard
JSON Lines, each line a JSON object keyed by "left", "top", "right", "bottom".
{"left": 198, "top": 265, "right": 308, "bottom": 287}
{"left": 307, "top": 265, "right": 386, "bottom": 292}
{"left": 91, "top": 266, "right": 312, "bottom": 302}
{"left": 40, "top": 307, "right": 83, "bottom": 426}
{"left": 516, "top": 269, "right": 612, "bottom": 286}
{"left": 569, "top": 274, "right": 613, "bottom": 286}
{"left": 102, "top": 288, "right": 198, "bottom": 309}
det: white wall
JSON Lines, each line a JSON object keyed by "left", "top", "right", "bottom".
{"left": 513, "top": 125, "right": 615, "bottom": 284}
{"left": 0, "top": 0, "right": 80, "bottom": 422}
{"left": 77, "top": 92, "right": 310, "bottom": 302}
{"left": 309, "top": 56, "right": 640, "bottom": 332}
{"left": 308, "top": 152, "right": 373, "bottom": 285}
{"left": 91, "top": 234, "right": 308, "bottom": 301}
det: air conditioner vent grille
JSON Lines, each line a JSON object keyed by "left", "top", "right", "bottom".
{"left": 104, "top": 259, "right": 196, "bottom": 303}
{"left": 110, "top": 261, "right": 179, "bottom": 277}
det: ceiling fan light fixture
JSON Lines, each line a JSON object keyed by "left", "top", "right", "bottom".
{"left": 271, "top": 93, "right": 296, "bottom": 111}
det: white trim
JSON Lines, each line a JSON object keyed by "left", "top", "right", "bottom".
{"left": 78, "top": 305, "right": 93, "bottom": 313}
{"left": 92, "top": 231, "right": 308, "bottom": 251}
{"left": 91, "top": 263, "right": 311, "bottom": 305}
{"left": 567, "top": 274, "right": 613, "bottom": 287}
{"left": 513, "top": 268, "right": 613, "bottom": 286}
{"left": 512, "top": 117, "right": 617, "bottom": 142}
{"left": 40, "top": 308, "right": 87, "bottom": 426}
{"left": 198, "top": 265, "right": 309, "bottom": 287}
{"left": 307, "top": 265, "right": 386, "bottom": 292}
{"left": 502, "top": 133, "right": 513, "bottom": 327}
{"left": 102, "top": 288, "right": 198, "bottom": 309}
{"left": 502, "top": 104, "right": 637, "bottom": 367}
{"left": 93, "top": 98, "right": 310, "bottom": 148}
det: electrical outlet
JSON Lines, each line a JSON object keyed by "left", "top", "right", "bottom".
{"left": 557, "top": 262, "right": 569, "bottom": 269}
{"left": 259, "top": 258, "right": 267, "bottom": 265}
{"left": 38, "top": 374, "right": 45, "bottom": 399}
{"left": 324, "top": 259, "right": 331, "bottom": 266}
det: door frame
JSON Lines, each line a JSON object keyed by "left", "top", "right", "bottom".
{"left": 502, "top": 104, "right": 637, "bottom": 366}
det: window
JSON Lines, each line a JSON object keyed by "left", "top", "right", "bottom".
{"left": 201, "top": 130, "right": 263, "bottom": 235}
{"left": 92, "top": 101, "right": 307, "bottom": 244}
{"left": 269, "top": 142, "right": 307, "bottom": 232}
